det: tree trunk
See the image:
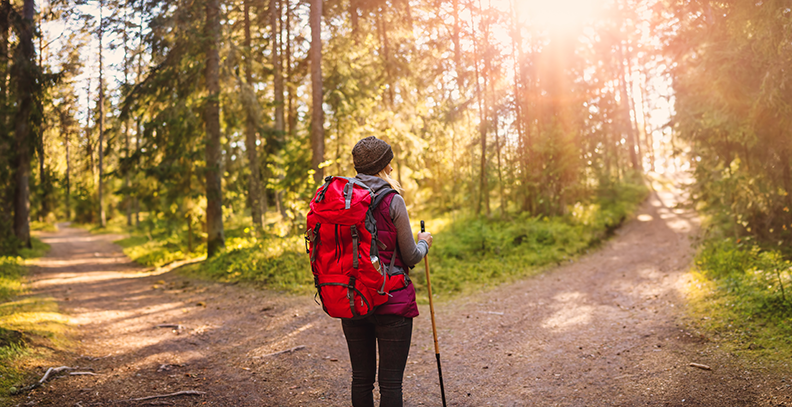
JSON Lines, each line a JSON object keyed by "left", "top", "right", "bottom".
{"left": 452, "top": 0, "right": 461, "bottom": 84}
{"left": 617, "top": 45, "right": 639, "bottom": 171}
{"left": 0, "top": 0, "right": 7, "bottom": 225}
{"left": 481, "top": 2, "right": 492, "bottom": 217}
{"left": 349, "top": 0, "right": 359, "bottom": 43}
{"left": 495, "top": 117, "right": 505, "bottom": 216}
{"left": 285, "top": 0, "right": 296, "bottom": 135}
{"left": 471, "top": 2, "right": 488, "bottom": 216}
{"left": 65, "top": 124, "right": 70, "bottom": 220}
{"left": 271, "top": 0, "right": 284, "bottom": 133}
{"left": 205, "top": 0, "right": 225, "bottom": 257}
{"left": 124, "top": 0, "right": 132, "bottom": 226}
{"left": 509, "top": 0, "right": 531, "bottom": 212}
{"left": 0, "top": 0, "right": 8, "bottom": 228}
{"left": 85, "top": 78, "right": 94, "bottom": 179}
{"left": 12, "top": 0, "right": 35, "bottom": 248}
{"left": 309, "top": 0, "right": 324, "bottom": 184}
{"left": 638, "top": 67, "right": 655, "bottom": 171}
{"left": 271, "top": 0, "right": 286, "bottom": 218}
{"left": 98, "top": 0, "right": 106, "bottom": 227}
{"left": 243, "top": 0, "right": 263, "bottom": 230}
{"left": 0, "top": 0, "right": 7, "bottom": 139}
{"left": 134, "top": 0, "right": 144, "bottom": 228}
{"left": 624, "top": 49, "right": 642, "bottom": 165}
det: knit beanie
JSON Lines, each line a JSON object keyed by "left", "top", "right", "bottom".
{"left": 352, "top": 136, "right": 394, "bottom": 175}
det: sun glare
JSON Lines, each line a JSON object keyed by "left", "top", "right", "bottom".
{"left": 517, "top": 0, "right": 601, "bottom": 33}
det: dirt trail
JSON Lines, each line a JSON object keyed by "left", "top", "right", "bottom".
{"left": 15, "top": 181, "right": 792, "bottom": 406}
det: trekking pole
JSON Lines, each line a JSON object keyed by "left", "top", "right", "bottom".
{"left": 421, "top": 220, "right": 447, "bottom": 407}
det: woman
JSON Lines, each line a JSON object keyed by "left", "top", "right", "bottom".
{"left": 343, "top": 136, "right": 433, "bottom": 407}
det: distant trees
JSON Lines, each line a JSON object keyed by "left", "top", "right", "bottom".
{"left": 0, "top": 0, "right": 704, "bottom": 257}
{"left": 668, "top": 0, "right": 792, "bottom": 244}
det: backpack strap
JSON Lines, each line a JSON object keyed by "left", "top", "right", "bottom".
{"left": 350, "top": 225, "right": 359, "bottom": 268}
{"left": 315, "top": 177, "right": 334, "bottom": 203}
{"left": 333, "top": 176, "right": 374, "bottom": 209}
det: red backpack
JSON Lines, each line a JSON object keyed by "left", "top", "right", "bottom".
{"left": 305, "top": 176, "right": 406, "bottom": 319}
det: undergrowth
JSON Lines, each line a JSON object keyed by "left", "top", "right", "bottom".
{"left": 166, "top": 180, "right": 647, "bottom": 298}
{"left": 410, "top": 181, "right": 648, "bottom": 297}
{"left": 688, "top": 235, "right": 792, "bottom": 361}
{"left": 0, "top": 238, "right": 70, "bottom": 401}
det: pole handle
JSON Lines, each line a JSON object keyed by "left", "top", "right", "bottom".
{"left": 421, "top": 220, "right": 425, "bottom": 233}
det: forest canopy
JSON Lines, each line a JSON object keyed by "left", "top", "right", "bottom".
{"left": 0, "top": 0, "right": 789, "bottom": 261}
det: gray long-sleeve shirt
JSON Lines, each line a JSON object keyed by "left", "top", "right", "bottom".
{"left": 355, "top": 173, "right": 428, "bottom": 268}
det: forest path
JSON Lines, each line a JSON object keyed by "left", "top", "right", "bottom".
{"left": 17, "top": 178, "right": 791, "bottom": 407}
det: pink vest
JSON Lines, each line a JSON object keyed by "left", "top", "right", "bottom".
{"left": 373, "top": 193, "right": 406, "bottom": 269}
{"left": 373, "top": 191, "right": 419, "bottom": 318}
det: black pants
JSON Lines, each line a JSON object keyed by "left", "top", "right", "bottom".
{"left": 342, "top": 314, "right": 413, "bottom": 407}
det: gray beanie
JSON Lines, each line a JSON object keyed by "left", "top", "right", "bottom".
{"left": 352, "top": 136, "right": 394, "bottom": 175}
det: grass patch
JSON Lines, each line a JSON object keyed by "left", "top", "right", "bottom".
{"left": 0, "top": 238, "right": 72, "bottom": 401}
{"left": 181, "top": 235, "right": 313, "bottom": 293}
{"left": 29, "top": 221, "right": 58, "bottom": 233}
{"left": 115, "top": 235, "right": 198, "bottom": 268}
{"left": 174, "top": 180, "right": 648, "bottom": 299}
{"left": 410, "top": 181, "right": 648, "bottom": 298}
{"left": 687, "top": 236, "right": 792, "bottom": 361}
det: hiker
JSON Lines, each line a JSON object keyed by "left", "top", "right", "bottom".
{"left": 343, "top": 136, "right": 433, "bottom": 407}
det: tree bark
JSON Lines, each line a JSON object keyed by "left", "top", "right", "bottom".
{"left": 0, "top": 0, "right": 7, "bottom": 138}
{"left": 123, "top": 0, "right": 132, "bottom": 226}
{"left": 624, "top": 49, "right": 642, "bottom": 164}
{"left": 638, "top": 67, "right": 655, "bottom": 171}
{"left": 509, "top": 0, "right": 531, "bottom": 212}
{"left": 85, "top": 78, "right": 94, "bottom": 178}
{"left": 495, "top": 116, "right": 505, "bottom": 216}
{"left": 12, "top": 0, "right": 35, "bottom": 248}
{"left": 471, "top": 2, "right": 488, "bottom": 216}
{"left": 349, "top": 0, "right": 359, "bottom": 43}
{"left": 65, "top": 120, "right": 70, "bottom": 220}
{"left": 285, "top": 0, "right": 296, "bottom": 135}
{"left": 37, "top": 15, "right": 48, "bottom": 222}
{"left": 134, "top": 0, "right": 144, "bottom": 228}
{"left": 271, "top": 0, "right": 286, "bottom": 217}
{"left": 452, "top": 0, "right": 461, "bottom": 84}
{"left": 271, "top": 0, "right": 284, "bottom": 133}
{"left": 617, "top": 44, "right": 639, "bottom": 171}
{"left": 205, "top": 0, "right": 225, "bottom": 257}
{"left": 243, "top": 0, "right": 263, "bottom": 230}
{"left": 98, "top": 0, "right": 106, "bottom": 227}
{"left": 0, "top": 0, "right": 8, "bottom": 223}
{"left": 309, "top": 0, "right": 324, "bottom": 184}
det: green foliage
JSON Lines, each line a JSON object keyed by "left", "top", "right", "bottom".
{"left": 29, "top": 221, "right": 58, "bottom": 232}
{"left": 691, "top": 236, "right": 792, "bottom": 359}
{"left": 416, "top": 180, "right": 648, "bottom": 296}
{"left": 0, "top": 237, "right": 49, "bottom": 302}
{"left": 0, "top": 238, "right": 62, "bottom": 401}
{"left": 0, "top": 339, "right": 29, "bottom": 400}
{"left": 0, "top": 258, "right": 25, "bottom": 304}
{"left": 671, "top": 0, "right": 792, "bottom": 244}
{"left": 184, "top": 235, "right": 312, "bottom": 293}
{"left": 0, "top": 238, "right": 50, "bottom": 304}
{"left": 116, "top": 235, "right": 193, "bottom": 268}
{"left": 173, "top": 180, "right": 646, "bottom": 298}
